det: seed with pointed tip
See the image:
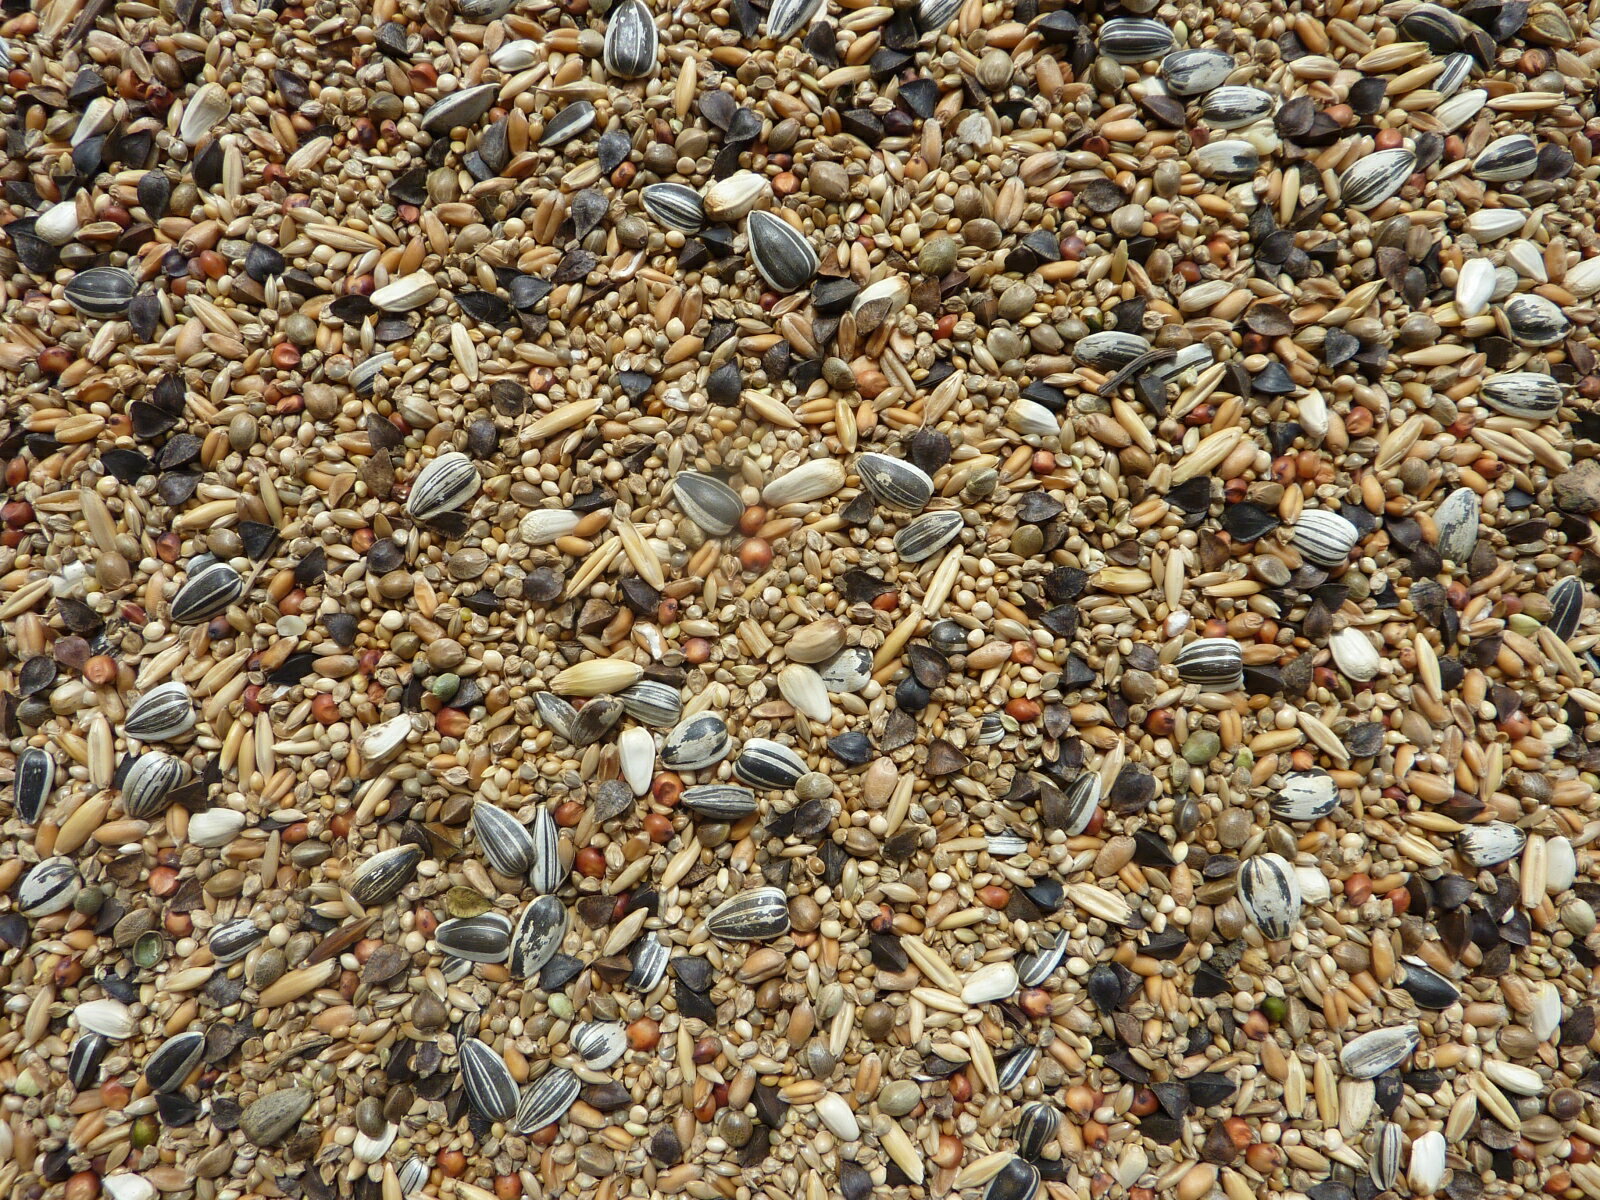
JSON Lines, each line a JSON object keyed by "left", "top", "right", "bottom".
{"left": 513, "top": 1067, "right": 580, "bottom": 1134}
{"left": 1238, "top": 853, "right": 1302, "bottom": 939}
{"left": 509, "top": 895, "right": 569, "bottom": 978}
{"left": 733, "top": 738, "right": 807, "bottom": 789}
{"left": 171, "top": 560, "right": 244, "bottom": 624}
{"left": 1290, "top": 508, "right": 1359, "bottom": 567}
{"left": 671, "top": 472, "right": 744, "bottom": 536}
{"left": 1473, "top": 134, "right": 1538, "bottom": 182}
{"left": 1338, "top": 148, "right": 1415, "bottom": 210}
{"left": 541, "top": 101, "right": 596, "bottom": 148}
{"left": 1098, "top": 17, "right": 1174, "bottom": 61}
{"left": 125, "top": 682, "right": 197, "bottom": 742}
{"left": 894, "top": 510, "right": 963, "bottom": 562}
{"left": 706, "top": 888, "right": 791, "bottom": 941}
{"left": 121, "top": 751, "right": 186, "bottom": 819}
{"left": 144, "top": 1030, "right": 206, "bottom": 1093}
{"left": 18, "top": 857, "right": 80, "bottom": 917}
{"left": 459, "top": 1039, "right": 518, "bottom": 1121}
{"left": 435, "top": 913, "right": 513, "bottom": 963}
{"left": 1339, "top": 1026, "right": 1419, "bottom": 1080}
{"left": 14, "top": 747, "right": 54, "bottom": 824}
{"left": 747, "top": 210, "right": 818, "bottom": 292}
{"left": 1176, "top": 638, "right": 1243, "bottom": 690}
{"left": 420, "top": 83, "right": 497, "bottom": 135}
{"left": 65, "top": 268, "right": 138, "bottom": 318}
{"left": 767, "top": 0, "right": 824, "bottom": 39}
{"left": 406, "top": 452, "right": 480, "bottom": 521}
{"left": 642, "top": 183, "right": 705, "bottom": 232}
{"left": 604, "top": 0, "right": 659, "bottom": 78}
{"left": 345, "top": 845, "right": 423, "bottom": 906}
{"left": 1073, "top": 331, "right": 1151, "bottom": 369}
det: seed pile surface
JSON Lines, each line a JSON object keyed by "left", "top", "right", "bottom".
{"left": 2, "top": 1, "right": 1600, "bottom": 1200}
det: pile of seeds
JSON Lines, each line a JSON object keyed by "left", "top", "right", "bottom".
{"left": 4, "top": 0, "right": 1600, "bottom": 1197}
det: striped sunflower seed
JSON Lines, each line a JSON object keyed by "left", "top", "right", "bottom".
{"left": 1480, "top": 372, "right": 1563, "bottom": 420}
{"left": 619, "top": 679, "right": 683, "bottom": 727}
{"left": 124, "top": 681, "right": 196, "bottom": 741}
{"left": 662, "top": 712, "right": 731, "bottom": 770}
{"left": 208, "top": 919, "right": 265, "bottom": 963}
{"left": 1272, "top": 771, "right": 1339, "bottom": 821}
{"left": 398, "top": 1158, "right": 429, "bottom": 1196}
{"left": 1073, "top": 330, "right": 1151, "bottom": 369}
{"left": 14, "top": 746, "right": 54, "bottom": 824}
{"left": 1434, "top": 51, "right": 1474, "bottom": 97}
{"left": 1370, "top": 1122, "right": 1403, "bottom": 1190}
{"left": 916, "top": 0, "right": 960, "bottom": 31}
{"left": 436, "top": 913, "right": 513, "bottom": 963}
{"left": 681, "top": 784, "right": 758, "bottom": 820}
{"left": 748, "top": 210, "right": 818, "bottom": 292}
{"left": 1045, "top": 773, "right": 1100, "bottom": 836}
{"left": 459, "top": 1039, "right": 518, "bottom": 1121}
{"left": 405, "top": 451, "right": 480, "bottom": 521}
{"left": 513, "top": 1067, "right": 580, "bottom": 1134}
{"left": 346, "top": 844, "right": 423, "bottom": 906}
{"left": 420, "top": 83, "right": 497, "bottom": 136}
{"left": 470, "top": 803, "right": 540, "bottom": 876}
{"left": 509, "top": 895, "right": 569, "bottom": 978}
{"left": 170, "top": 560, "right": 244, "bottom": 624}
{"left": 1546, "top": 576, "right": 1585, "bottom": 643}
{"left": 144, "top": 1030, "right": 205, "bottom": 1093}
{"left": 540, "top": 101, "right": 596, "bottom": 148}
{"left": 568, "top": 696, "right": 624, "bottom": 748}
{"left": 1340, "top": 1025, "right": 1419, "bottom": 1080}
{"left": 1397, "top": 957, "right": 1460, "bottom": 1010}
{"left": 671, "top": 471, "right": 745, "bottom": 536}
{"left": 855, "top": 452, "right": 933, "bottom": 512}
{"left": 18, "top": 856, "right": 80, "bottom": 917}
{"left": 1194, "top": 138, "right": 1259, "bottom": 180}
{"left": 534, "top": 692, "right": 578, "bottom": 739}
{"left": 1435, "top": 88, "right": 1487, "bottom": 134}
{"left": 1160, "top": 48, "right": 1235, "bottom": 95}
{"left": 68, "top": 1032, "right": 110, "bottom": 1090}
{"left": 1473, "top": 133, "right": 1538, "bottom": 181}
{"left": 894, "top": 509, "right": 963, "bottom": 562}
{"left": 64, "top": 267, "right": 137, "bottom": 318}
{"left": 603, "top": 0, "right": 657, "bottom": 77}
{"left": 1017, "top": 932, "right": 1067, "bottom": 987}
{"left": 1238, "top": 853, "right": 1302, "bottom": 939}
{"left": 627, "top": 933, "right": 669, "bottom": 990}
{"left": 1457, "top": 821, "right": 1525, "bottom": 868}
{"left": 733, "top": 738, "right": 807, "bottom": 789}
{"left": 1502, "top": 292, "right": 1570, "bottom": 346}
{"left": 767, "top": 0, "right": 824, "bottom": 39}
{"left": 1435, "top": 486, "right": 1481, "bottom": 563}
{"left": 1175, "top": 637, "right": 1243, "bottom": 690}
{"left": 642, "top": 182, "right": 705, "bottom": 232}
{"left": 997, "top": 1046, "right": 1038, "bottom": 1094}
{"left": 527, "top": 806, "right": 566, "bottom": 894}
{"left": 1199, "top": 85, "right": 1274, "bottom": 128}
{"left": 120, "top": 751, "right": 186, "bottom": 819}
{"left": 1338, "top": 147, "right": 1415, "bottom": 210}
{"left": 1098, "top": 17, "right": 1174, "bottom": 61}
{"left": 1015, "top": 1102, "right": 1061, "bottom": 1162}
{"left": 983, "top": 1154, "right": 1041, "bottom": 1200}
{"left": 1290, "top": 508, "right": 1359, "bottom": 567}
{"left": 570, "top": 1021, "right": 627, "bottom": 1069}
{"left": 706, "top": 887, "right": 791, "bottom": 941}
